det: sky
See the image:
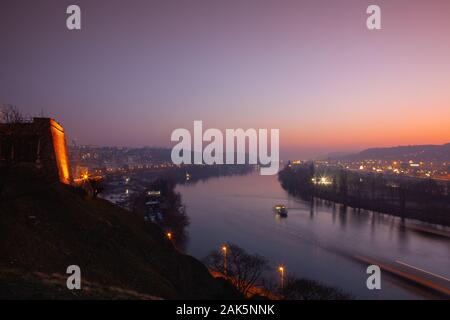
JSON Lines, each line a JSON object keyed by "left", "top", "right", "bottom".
{"left": 1, "top": 0, "right": 449, "bottom": 159}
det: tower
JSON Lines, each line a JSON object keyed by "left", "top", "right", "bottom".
{"left": 0, "top": 118, "right": 71, "bottom": 184}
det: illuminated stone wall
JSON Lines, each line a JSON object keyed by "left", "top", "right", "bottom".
{"left": 49, "top": 119, "right": 71, "bottom": 184}
{"left": 0, "top": 118, "right": 71, "bottom": 184}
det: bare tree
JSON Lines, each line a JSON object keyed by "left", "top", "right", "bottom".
{"left": 0, "top": 104, "right": 24, "bottom": 124}
{"left": 204, "top": 243, "right": 267, "bottom": 296}
{"left": 0, "top": 105, "right": 24, "bottom": 202}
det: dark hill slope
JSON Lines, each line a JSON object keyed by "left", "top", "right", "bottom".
{"left": 0, "top": 165, "right": 239, "bottom": 299}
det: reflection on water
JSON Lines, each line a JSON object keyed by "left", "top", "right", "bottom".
{"left": 176, "top": 173, "right": 450, "bottom": 299}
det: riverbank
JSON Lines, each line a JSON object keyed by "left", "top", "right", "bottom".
{"left": 278, "top": 164, "right": 450, "bottom": 227}
{"left": 176, "top": 172, "right": 450, "bottom": 299}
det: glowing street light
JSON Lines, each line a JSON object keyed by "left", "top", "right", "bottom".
{"left": 166, "top": 231, "right": 172, "bottom": 241}
{"left": 278, "top": 265, "right": 285, "bottom": 290}
{"left": 222, "top": 245, "right": 228, "bottom": 276}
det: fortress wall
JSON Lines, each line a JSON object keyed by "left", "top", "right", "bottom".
{"left": 0, "top": 118, "right": 71, "bottom": 184}
{"left": 49, "top": 119, "right": 71, "bottom": 184}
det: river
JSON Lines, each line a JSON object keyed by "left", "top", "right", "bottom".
{"left": 176, "top": 172, "right": 450, "bottom": 299}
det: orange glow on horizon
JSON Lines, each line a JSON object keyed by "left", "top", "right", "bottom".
{"left": 279, "top": 115, "right": 450, "bottom": 152}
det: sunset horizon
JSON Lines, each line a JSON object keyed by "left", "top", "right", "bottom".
{"left": 2, "top": 0, "right": 449, "bottom": 159}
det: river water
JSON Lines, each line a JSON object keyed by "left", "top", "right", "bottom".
{"left": 176, "top": 173, "right": 450, "bottom": 299}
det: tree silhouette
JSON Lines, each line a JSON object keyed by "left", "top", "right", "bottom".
{"left": 204, "top": 243, "right": 268, "bottom": 296}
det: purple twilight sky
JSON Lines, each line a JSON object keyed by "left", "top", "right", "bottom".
{"left": 1, "top": 0, "right": 450, "bottom": 159}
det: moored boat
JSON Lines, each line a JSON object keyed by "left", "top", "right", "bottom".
{"left": 274, "top": 204, "right": 288, "bottom": 217}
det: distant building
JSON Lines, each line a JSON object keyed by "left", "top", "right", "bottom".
{"left": 0, "top": 118, "right": 71, "bottom": 184}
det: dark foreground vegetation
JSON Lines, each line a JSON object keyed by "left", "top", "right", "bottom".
{"left": 204, "top": 243, "right": 351, "bottom": 300}
{"left": 279, "top": 162, "right": 450, "bottom": 226}
{"left": 0, "top": 164, "right": 241, "bottom": 299}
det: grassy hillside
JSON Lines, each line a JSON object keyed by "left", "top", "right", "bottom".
{"left": 0, "top": 164, "right": 240, "bottom": 299}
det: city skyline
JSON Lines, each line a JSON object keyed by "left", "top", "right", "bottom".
{"left": 1, "top": 0, "right": 450, "bottom": 159}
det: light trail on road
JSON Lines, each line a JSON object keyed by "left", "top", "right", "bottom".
{"left": 396, "top": 260, "right": 450, "bottom": 283}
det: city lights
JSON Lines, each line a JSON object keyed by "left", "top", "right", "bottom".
{"left": 278, "top": 265, "right": 285, "bottom": 290}
{"left": 312, "top": 176, "right": 332, "bottom": 185}
{"left": 222, "top": 245, "right": 228, "bottom": 276}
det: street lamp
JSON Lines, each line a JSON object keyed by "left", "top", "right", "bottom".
{"left": 278, "top": 265, "right": 285, "bottom": 290}
{"left": 166, "top": 231, "right": 172, "bottom": 241}
{"left": 222, "top": 245, "right": 228, "bottom": 276}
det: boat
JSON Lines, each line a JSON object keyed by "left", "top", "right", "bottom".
{"left": 274, "top": 204, "right": 288, "bottom": 217}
